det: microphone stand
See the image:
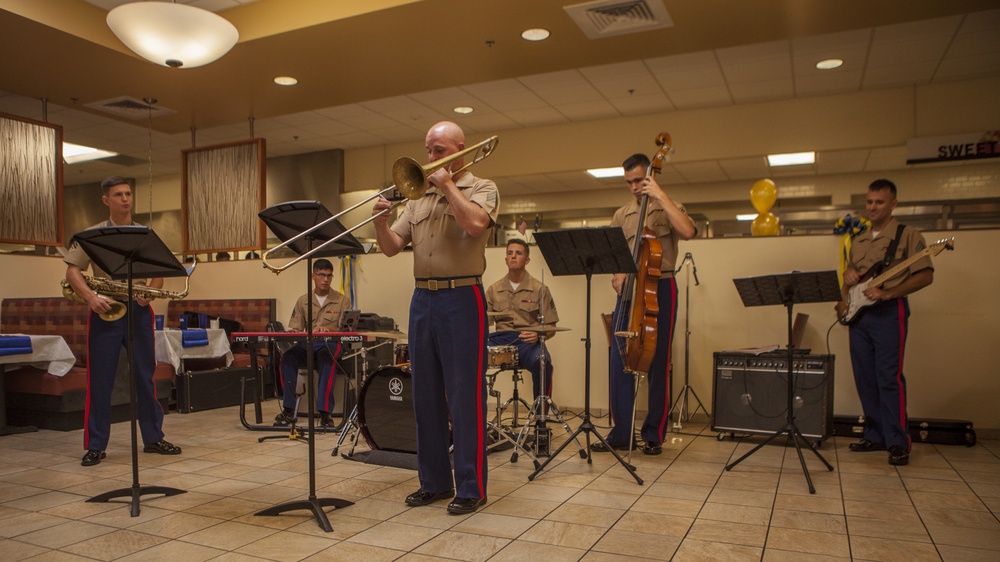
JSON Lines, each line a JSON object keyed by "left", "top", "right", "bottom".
{"left": 667, "top": 252, "right": 707, "bottom": 429}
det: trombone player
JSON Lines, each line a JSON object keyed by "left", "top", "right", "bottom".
{"left": 372, "top": 121, "right": 498, "bottom": 515}
{"left": 64, "top": 176, "right": 181, "bottom": 466}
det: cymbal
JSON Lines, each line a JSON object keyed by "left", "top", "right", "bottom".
{"left": 361, "top": 330, "right": 408, "bottom": 340}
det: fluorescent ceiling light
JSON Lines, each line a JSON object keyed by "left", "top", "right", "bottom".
{"left": 736, "top": 214, "right": 758, "bottom": 221}
{"left": 587, "top": 167, "right": 623, "bottom": 178}
{"left": 521, "top": 28, "right": 550, "bottom": 41}
{"left": 816, "top": 58, "right": 843, "bottom": 70}
{"left": 63, "top": 142, "right": 117, "bottom": 164}
{"left": 106, "top": 2, "right": 239, "bottom": 68}
{"left": 767, "top": 152, "right": 815, "bottom": 166}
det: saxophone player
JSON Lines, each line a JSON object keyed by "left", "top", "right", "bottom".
{"left": 64, "top": 176, "right": 181, "bottom": 466}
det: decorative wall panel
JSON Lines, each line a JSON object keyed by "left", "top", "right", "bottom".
{"left": 0, "top": 113, "right": 63, "bottom": 245}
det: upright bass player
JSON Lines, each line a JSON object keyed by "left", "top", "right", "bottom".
{"left": 593, "top": 146, "right": 696, "bottom": 456}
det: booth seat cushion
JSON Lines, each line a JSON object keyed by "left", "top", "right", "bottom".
{"left": 4, "top": 363, "right": 174, "bottom": 396}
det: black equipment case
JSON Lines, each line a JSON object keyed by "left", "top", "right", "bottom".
{"left": 176, "top": 367, "right": 256, "bottom": 414}
{"left": 833, "top": 415, "right": 976, "bottom": 447}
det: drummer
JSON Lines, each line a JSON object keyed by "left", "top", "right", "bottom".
{"left": 486, "top": 239, "right": 559, "bottom": 401}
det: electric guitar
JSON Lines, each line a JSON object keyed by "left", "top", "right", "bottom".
{"left": 837, "top": 237, "right": 954, "bottom": 325}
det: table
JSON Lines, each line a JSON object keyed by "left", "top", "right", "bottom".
{"left": 0, "top": 334, "right": 75, "bottom": 435}
{"left": 155, "top": 329, "right": 233, "bottom": 374}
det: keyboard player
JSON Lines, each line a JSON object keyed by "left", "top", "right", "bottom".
{"left": 275, "top": 258, "right": 350, "bottom": 428}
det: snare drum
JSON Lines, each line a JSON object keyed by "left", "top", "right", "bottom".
{"left": 487, "top": 345, "right": 518, "bottom": 369}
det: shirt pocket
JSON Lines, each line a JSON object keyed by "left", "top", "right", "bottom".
{"left": 517, "top": 299, "right": 541, "bottom": 325}
{"left": 442, "top": 206, "right": 470, "bottom": 240}
{"left": 408, "top": 207, "right": 432, "bottom": 246}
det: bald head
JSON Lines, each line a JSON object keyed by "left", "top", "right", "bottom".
{"left": 426, "top": 121, "right": 466, "bottom": 165}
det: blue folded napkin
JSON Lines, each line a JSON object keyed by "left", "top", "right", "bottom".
{"left": 0, "top": 335, "right": 33, "bottom": 357}
{"left": 181, "top": 329, "right": 209, "bottom": 348}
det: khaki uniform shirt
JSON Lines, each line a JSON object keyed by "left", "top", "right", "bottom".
{"left": 611, "top": 199, "right": 688, "bottom": 274}
{"left": 486, "top": 273, "right": 559, "bottom": 331}
{"left": 288, "top": 291, "right": 350, "bottom": 332}
{"left": 390, "top": 171, "right": 499, "bottom": 279}
{"left": 63, "top": 220, "right": 149, "bottom": 286}
{"left": 848, "top": 217, "right": 933, "bottom": 291}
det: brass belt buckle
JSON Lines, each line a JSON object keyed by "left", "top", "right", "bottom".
{"left": 427, "top": 279, "right": 440, "bottom": 291}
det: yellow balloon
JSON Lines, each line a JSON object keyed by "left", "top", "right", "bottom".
{"left": 750, "top": 179, "right": 777, "bottom": 213}
{"left": 751, "top": 212, "right": 780, "bottom": 236}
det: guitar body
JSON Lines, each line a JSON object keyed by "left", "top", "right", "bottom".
{"left": 838, "top": 280, "right": 876, "bottom": 325}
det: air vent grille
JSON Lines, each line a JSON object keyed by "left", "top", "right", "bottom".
{"left": 564, "top": 0, "right": 673, "bottom": 39}
{"left": 85, "top": 96, "right": 176, "bottom": 120}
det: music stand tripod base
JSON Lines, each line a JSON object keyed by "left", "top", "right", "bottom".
{"left": 725, "top": 271, "right": 840, "bottom": 494}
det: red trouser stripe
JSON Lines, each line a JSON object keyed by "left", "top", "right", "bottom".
{"left": 895, "top": 299, "right": 911, "bottom": 449}
{"left": 473, "top": 284, "right": 487, "bottom": 499}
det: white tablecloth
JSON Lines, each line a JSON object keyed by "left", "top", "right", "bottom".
{"left": 155, "top": 329, "right": 233, "bottom": 374}
{"left": 0, "top": 334, "right": 77, "bottom": 376}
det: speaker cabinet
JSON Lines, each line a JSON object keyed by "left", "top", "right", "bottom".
{"left": 712, "top": 352, "right": 834, "bottom": 440}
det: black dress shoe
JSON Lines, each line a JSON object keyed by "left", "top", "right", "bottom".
{"left": 143, "top": 440, "right": 182, "bottom": 455}
{"left": 319, "top": 412, "right": 335, "bottom": 427}
{"left": 888, "top": 445, "right": 910, "bottom": 466}
{"left": 590, "top": 440, "right": 635, "bottom": 453}
{"left": 81, "top": 450, "right": 106, "bottom": 466}
{"left": 274, "top": 409, "right": 297, "bottom": 426}
{"left": 447, "top": 497, "right": 486, "bottom": 515}
{"left": 848, "top": 439, "right": 886, "bottom": 452}
{"left": 405, "top": 489, "right": 455, "bottom": 507}
{"left": 642, "top": 442, "right": 662, "bottom": 455}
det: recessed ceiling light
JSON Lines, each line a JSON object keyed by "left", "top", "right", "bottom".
{"left": 816, "top": 58, "right": 843, "bottom": 70}
{"left": 587, "top": 167, "right": 623, "bottom": 178}
{"left": 273, "top": 76, "right": 298, "bottom": 86}
{"left": 521, "top": 28, "right": 550, "bottom": 41}
{"left": 63, "top": 142, "right": 117, "bottom": 164}
{"left": 767, "top": 152, "right": 815, "bottom": 166}
{"left": 453, "top": 106, "right": 474, "bottom": 114}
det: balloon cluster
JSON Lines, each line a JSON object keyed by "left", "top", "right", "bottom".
{"left": 750, "top": 179, "right": 779, "bottom": 236}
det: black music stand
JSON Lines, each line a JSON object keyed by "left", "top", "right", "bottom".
{"left": 726, "top": 270, "right": 841, "bottom": 494}
{"left": 73, "top": 226, "right": 189, "bottom": 516}
{"left": 528, "top": 227, "right": 643, "bottom": 485}
{"left": 258, "top": 201, "right": 368, "bottom": 532}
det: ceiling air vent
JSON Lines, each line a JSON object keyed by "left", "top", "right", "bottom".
{"left": 564, "top": 0, "right": 673, "bottom": 39}
{"left": 85, "top": 96, "right": 176, "bottom": 120}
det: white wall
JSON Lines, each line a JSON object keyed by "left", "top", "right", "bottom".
{"left": 6, "top": 228, "right": 997, "bottom": 430}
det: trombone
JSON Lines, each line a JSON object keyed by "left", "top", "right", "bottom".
{"left": 262, "top": 135, "right": 499, "bottom": 273}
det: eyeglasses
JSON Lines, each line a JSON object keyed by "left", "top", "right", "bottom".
{"left": 313, "top": 273, "right": 334, "bottom": 279}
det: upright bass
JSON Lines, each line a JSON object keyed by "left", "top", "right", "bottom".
{"left": 615, "top": 133, "right": 673, "bottom": 374}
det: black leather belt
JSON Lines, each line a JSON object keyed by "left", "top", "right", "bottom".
{"left": 415, "top": 276, "right": 482, "bottom": 290}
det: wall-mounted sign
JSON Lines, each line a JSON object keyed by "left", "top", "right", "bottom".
{"left": 906, "top": 131, "right": 999, "bottom": 164}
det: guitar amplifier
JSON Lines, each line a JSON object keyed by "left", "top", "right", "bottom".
{"left": 712, "top": 352, "right": 835, "bottom": 440}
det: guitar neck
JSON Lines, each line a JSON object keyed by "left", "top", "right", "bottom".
{"left": 868, "top": 239, "right": 950, "bottom": 288}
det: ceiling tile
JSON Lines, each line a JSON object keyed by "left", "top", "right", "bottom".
{"left": 609, "top": 93, "right": 674, "bottom": 115}
{"left": 718, "top": 157, "right": 769, "bottom": 181}
{"left": 555, "top": 100, "right": 618, "bottom": 121}
{"left": 672, "top": 161, "right": 728, "bottom": 183}
{"left": 727, "top": 80, "right": 794, "bottom": 103}
{"left": 667, "top": 86, "right": 733, "bottom": 109}
{"left": 505, "top": 107, "right": 568, "bottom": 127}
{"left": 817, "top": 149, "right": 871, "bottom": 174}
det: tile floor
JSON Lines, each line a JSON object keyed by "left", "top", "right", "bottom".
{"left": 1, "top": 406, "right": 998, "bottom": 561}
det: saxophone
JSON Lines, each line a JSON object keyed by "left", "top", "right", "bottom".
{"left": 61, "top": 260, "right": 196, "bottom": 321}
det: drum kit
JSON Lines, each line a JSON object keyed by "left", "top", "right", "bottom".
{"left": 485, "top": 322, "right": 587, "bottom": 465}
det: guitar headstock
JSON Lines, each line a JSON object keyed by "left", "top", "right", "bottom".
{"left": 649, "top": 132, "right": 674, "bottom": 176}
{"left": 931, "top": 237, "right": 956, "bottom": 256}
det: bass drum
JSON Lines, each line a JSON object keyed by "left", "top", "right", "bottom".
{"left": 357, "top": 365, "right": 416, "bottom": 454}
